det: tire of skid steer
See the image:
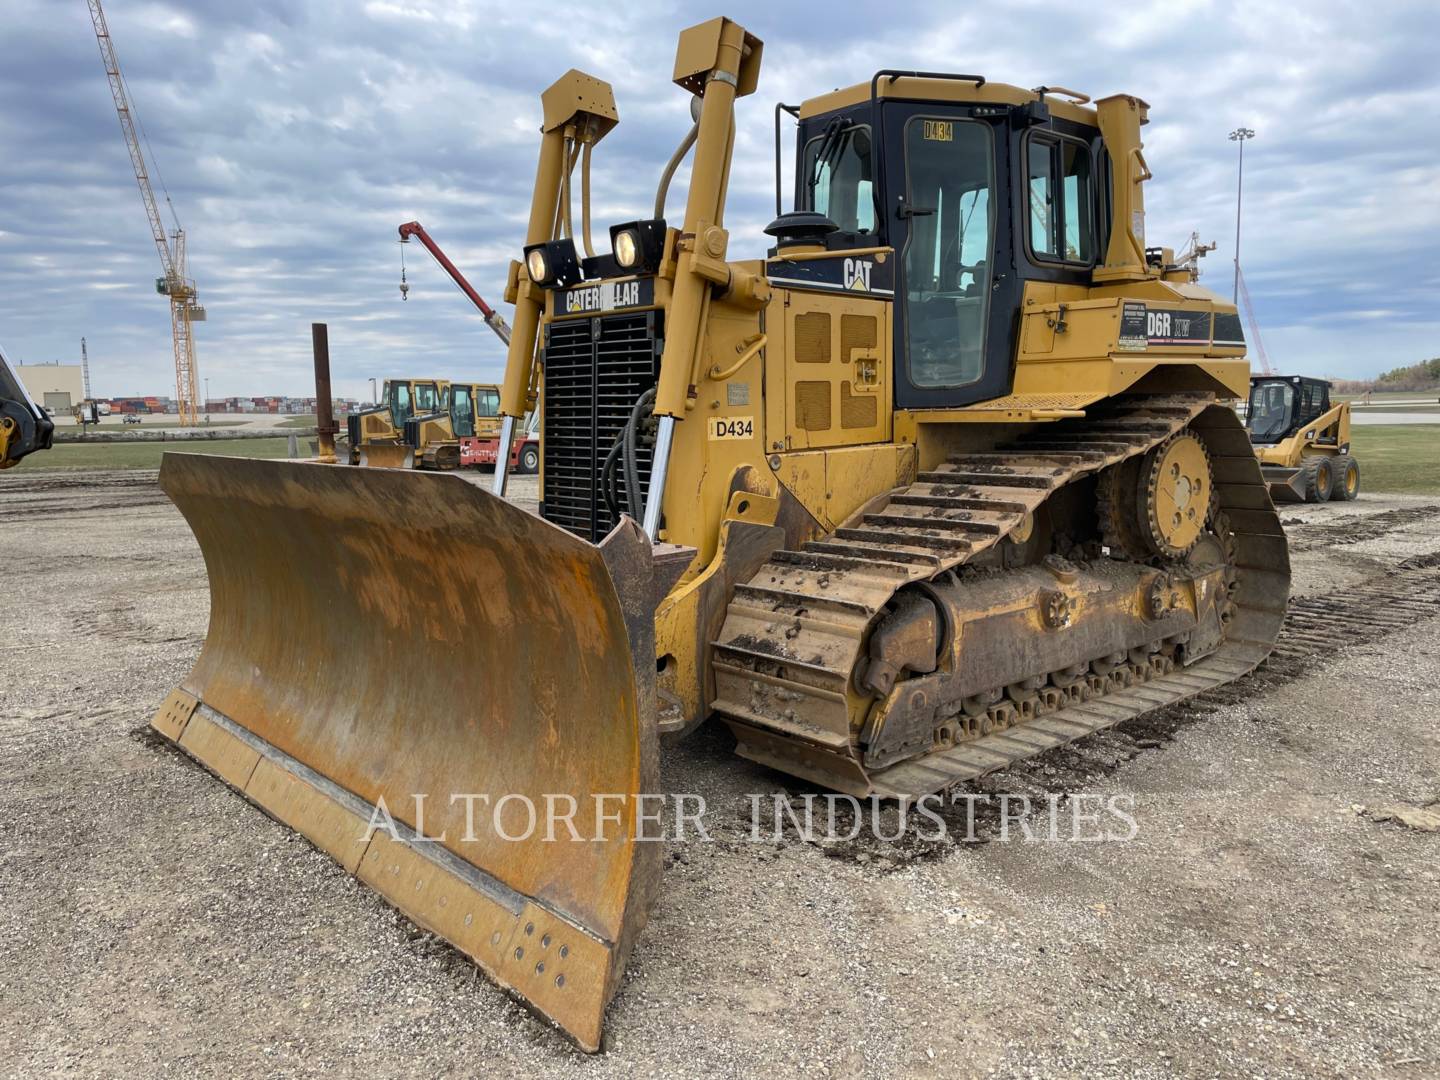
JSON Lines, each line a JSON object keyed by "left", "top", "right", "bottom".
{"left": 1332, "top": 455, "right": 1359, "bottom": 501}
{"left": 1301, "top": 455, "right": 1334, "bottom": 503}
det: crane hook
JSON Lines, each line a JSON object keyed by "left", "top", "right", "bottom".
{"left": 399, "top": 238, "right": 410, "bottom": 301}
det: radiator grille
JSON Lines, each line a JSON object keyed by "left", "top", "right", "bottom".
{"left": 840, "top": 381, "right": 877, "bottom": 429}
{"left": 795, "top": 312, "right": 831, "bottom": 363}
{"left": 795, "top": 380, "right": 832, "bottom": 430}
{"left": 541, "top": 311, "right": 662, "bottom": 542}
{"left": 841, "top": 313, "right": 877, "bottom": 362}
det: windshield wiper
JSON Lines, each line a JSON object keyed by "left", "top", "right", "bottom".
{"left": 807, "top": 118, "right": 846, "bottom": 196}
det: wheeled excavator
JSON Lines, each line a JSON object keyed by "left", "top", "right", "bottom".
{"left": 148, "top": 17, "right": 1291, "bottom": 1051}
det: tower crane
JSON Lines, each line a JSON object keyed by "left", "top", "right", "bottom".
{"left": 87, "top": 0, "right": 205, "bottom": 426}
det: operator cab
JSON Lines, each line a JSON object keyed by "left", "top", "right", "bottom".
{"left": 443, "top": 384, "right": 500, "bottom": 439}
{"left": 384, "top": 379, "right": 447, "bottom": 428}
{"left": 785, "top": 75, "right": 1111, "bottom": 409}
{"left": 1245, "top": 375, "right": 1332, "bottom": 446}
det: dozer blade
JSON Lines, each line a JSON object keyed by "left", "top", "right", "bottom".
{"left": 151, "top": 453, "right": 662, "bottom": 1051}
{"left": 358, "top": 442, "right": 414, "bottom": 469}
{"left": 1260, "top": 464, "right": 1306, "bottom": 502}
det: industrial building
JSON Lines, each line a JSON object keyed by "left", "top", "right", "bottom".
{"left": 15, "top": 362, "right": 85, "bottom": 414}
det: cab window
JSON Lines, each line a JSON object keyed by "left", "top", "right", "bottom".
{"left": 414, "top": 383, "right": 440, "bottom": 413}
{"left": 1297, "top": 380, "right": 1329, "bottom": 426}
{"left": 902, "top": 116, "right": 995, "bottom": 388}
{"left": 475, "top": 387, "right": 500, "bottom": 417}
{"left": 802, "top": 123, "right": 875, "bottom": 234}
{"left": 451, "top": 386, "right": 475, "bottom": 436}
{"left": 1026, "top": 133, "right": 1095, "bottom": 264}
{"left": 1246, "top": 380, "right": 1294, "bottom": 442}
{"left": 390, "top": 382, "right": 412, "bottom": 421}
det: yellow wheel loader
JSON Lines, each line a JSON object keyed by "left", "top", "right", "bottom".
{"left": 1245, "top": 374, "right": 1358, "bottom": 501}
{"left": 150, "top": 17, "right": 1290, "bottom": 1051}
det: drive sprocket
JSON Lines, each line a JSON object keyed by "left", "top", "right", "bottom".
{"left": 1138, "top": 431, "right": 1212, "bottom": 559}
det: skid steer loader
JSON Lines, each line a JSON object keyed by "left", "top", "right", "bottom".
{"left": 150, "top": 17, "right": 1291, "bottom": 1051}
{"left": 1245, "top": 374, "right": 1358, "bottom": 501}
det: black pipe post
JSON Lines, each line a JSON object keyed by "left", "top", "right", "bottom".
{"left": 312, "top": 322, "right": 337, "bottom": 463}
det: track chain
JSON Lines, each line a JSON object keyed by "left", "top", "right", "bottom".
{"left": 710, "top": 394, "right": 1290, "bottom": 797}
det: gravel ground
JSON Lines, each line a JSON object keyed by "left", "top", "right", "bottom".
{"left": 1, "top": 468, "right": 1438, "bottom": 1078}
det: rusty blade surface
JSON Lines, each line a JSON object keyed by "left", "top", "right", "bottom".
{"left": 156, "top": 453, "right": 659, "bottom": 1049}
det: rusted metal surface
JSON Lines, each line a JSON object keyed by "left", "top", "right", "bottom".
{"left": 152, "top": 453, "right": 661, "bottom": 1050}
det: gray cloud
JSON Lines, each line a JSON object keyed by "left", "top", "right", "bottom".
{"left": 2, "top": 0, "right": 1435, "bottom": 399}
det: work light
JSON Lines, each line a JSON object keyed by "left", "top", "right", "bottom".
{"left": 522, "top": 239, "right": 581, "bottom": 287}
{"left": 608, "top": 219, "right": 666, "bottom": 275}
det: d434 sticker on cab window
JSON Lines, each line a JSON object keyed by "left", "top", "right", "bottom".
{"left": 708, "top": 416, "right": 754, "bottom": 440}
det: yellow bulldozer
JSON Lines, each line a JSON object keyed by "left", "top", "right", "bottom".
{"left": 346, "top": 378, "right": 503, "bottom": 468}
{"left": 149, "top": 17, "right": 1290, "bottom": 1051}
{"left": 1244, "top": 374, "right": 1359, "bottom": 502}
{"left": 344, "top": 376, "right": 449, "bottom": 465}
{"left": 397, "top": 381, "right": 505, "bottom": 470}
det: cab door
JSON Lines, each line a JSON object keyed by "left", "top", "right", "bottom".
{"left": 389, "top": 381, "right": 412, "bottom": 426}
{"left": 474, "top": 385, "right": 502, "bottom": 437}
{"left": 884, "top": 103, "right": 1017, "bottom": 408}
{"left": 450, "top": 383, "right": 476, "bottom": 437}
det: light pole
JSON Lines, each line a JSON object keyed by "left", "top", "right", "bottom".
{"left": 204, "top": 377, "right": 210, "bottom": 413}
{"left": 1229, "top": 127, "right": 1255, "bottom": 304}
{"left": 369, "top": 377, "right": 377, "bottom": 404}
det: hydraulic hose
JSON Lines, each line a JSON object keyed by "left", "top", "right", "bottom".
{"left": 654, "top": 96, "right": 704, "bottom": 221}
{"left": 580, "top": 140, "right": 596, "bottom": 258}
{"left": 603, "top": 387, "right": 656, "bottom": 522}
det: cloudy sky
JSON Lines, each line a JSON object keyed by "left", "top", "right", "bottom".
{"left": 2, "top": 0, "right": 1436, "bottom": 400}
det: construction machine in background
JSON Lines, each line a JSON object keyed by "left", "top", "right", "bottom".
{"left": 343, "top": 376, "right": 450, "bottom": 466}
{"left": 149, "top": 17, "right": 1290, "bottom": 1051}
{"left": 461, "top": 410, "right": 541, "bottom": 474}
{"left": 342, "top": 224, "right": 516, "bottom": 469}
{"left": 345, "top": 378, "right": 521, "bottom": 471}
{"left": 1245, "top": 375, "right": 1358, "bottom": 502}
{"left": 401, "top": 381, "right": 504, "bottom": 470}
{"left": 0, "top": 347, "right": 54, "bottom": 468}
{"left": 88, "top": 0, "right": 206, "bottom": 426}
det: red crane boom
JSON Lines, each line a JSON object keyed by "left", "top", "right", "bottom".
{"left": 397, "top": 222, "right": 511, "bottom": 346}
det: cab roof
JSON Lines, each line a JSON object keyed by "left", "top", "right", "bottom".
{"left": 798, "top": 75, "right": 1105, "bottom": 128}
